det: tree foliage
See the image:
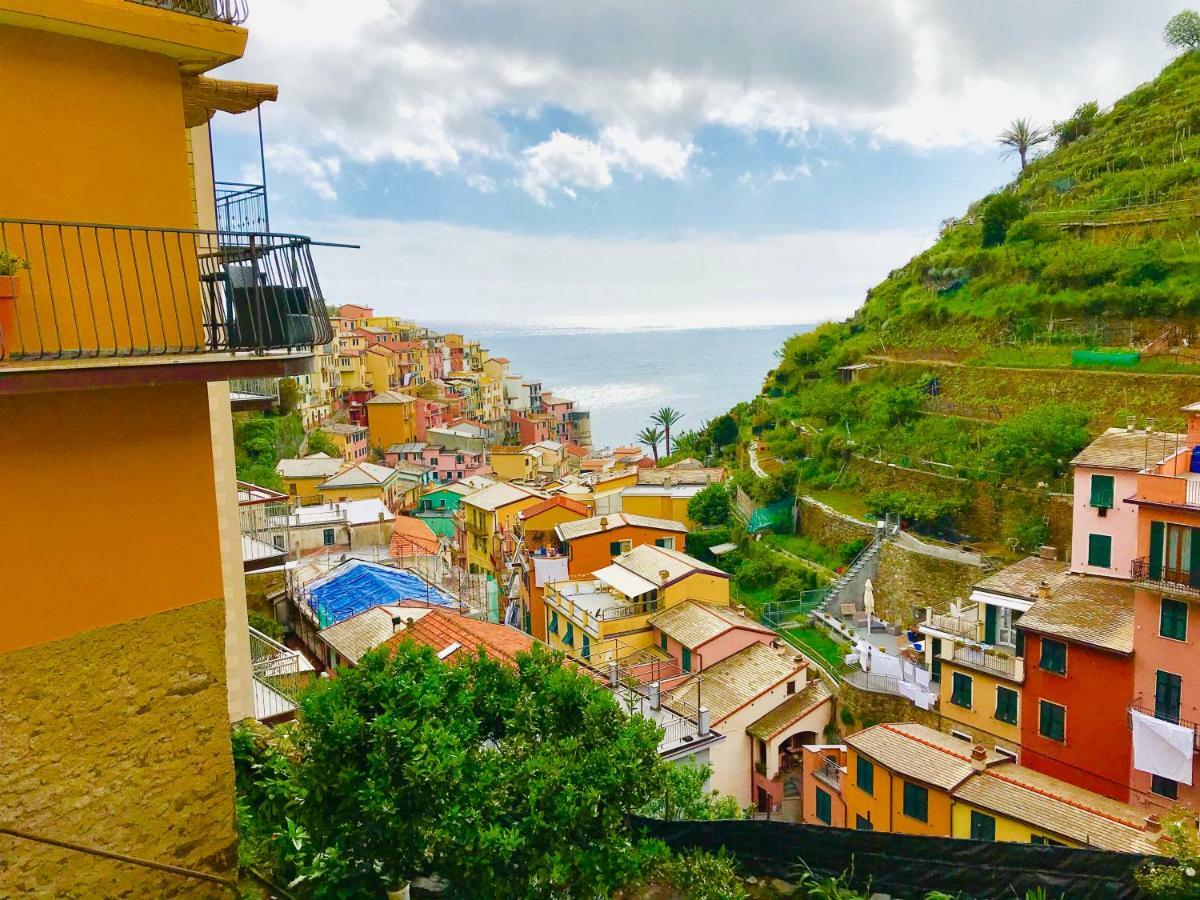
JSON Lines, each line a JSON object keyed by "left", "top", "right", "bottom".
{"left": 277, "top": 377, "right": 302, "bottom": 416}
{"left": 1052, "top": 100, "right": 1100, "bottom": 147}
{"left": 1165, "top": 10, "right": 1200, "bottom": 52}
{"left": 688, "top": 483, "right": 731, "bottom": 527}
{"left": 983, "top": 403, "right": 1090, "bottom": 483}
{"left": 981, "top": 192, "right": 1029, "bottom": 247}
{"left": 305, "top": 429, "right": 340, "bottom": 458}
{"left": 233, "top": 412, "right": 304, "bottom": 490}
{"left": 996, "top": 118, "right": 1050, "bottom": 169}
{"left": 1137, "top": 809, "right": 1200, "bottom": 897}
{"left": 235, "top": 642, "right": 730, "bottom": 899}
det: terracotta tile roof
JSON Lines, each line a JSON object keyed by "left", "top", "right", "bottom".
{"left": 1071, "top": 427, "right": 1185, "bottom": 471}
{"left": 390, "top": 515, "right": 441, "bottom": 557}
{"left": 322, "top": 423, "right": 365, "bottom": 436}
{"left": 746, "top": 679, "right": 833, "bottom": 741}
{"left": 613, "top": 544, "right": 727, "bottom": 586}
{"left": 385, "top": 609, "right": 535, "bottom": 666}
{"left": 368, "top": 390, "right": 416, "bottom": 404}
{"left": 845, "top": 723, "right": 1002, "bottom": 792}
{"left": 637, "top": 467, "right": 725, "bottom": 485}
{"left": 974, "top": 556, "right": 1069, "bottom": 601}
{"left": 954, "top": 765, "right": 1158, "bottom": 854}
{"left": 519, "top": 495, "right": 591, "bottom": 521}
{"left": 649, "top": 600, "right": 774, "bottom": 649}
{"left": 665, "top": 642, "right": 804, "bottom": 724}
{"left": 1016, "top": 574, "right": 1135, "bottom": 654}
{"left": 277, "top": 456, "right": 343, "bottom": 479}
{"left": 555, "top": 513, "right": 686, "bottom": 542}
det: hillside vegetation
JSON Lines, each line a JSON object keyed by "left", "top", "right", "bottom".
{"left": 718, "top": 45, "right": 1200, "bottom": 552}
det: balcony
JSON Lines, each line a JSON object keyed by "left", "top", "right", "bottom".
{"left": 1129, "top": 702, "right": 1200, "bottom": 752}
{"left": 951, "top": 645, "right": 1024, "bottom": 682}
{"left": 923, "top": 607, "right": 979, "bottom": 640}
{"left": 811, "top": 755, "right": 843, "bottom": 791}
{"left": 0, "top": 219, "right": 331, "bottom": 388}
{"left": 126, "top": 0, "right": 249, "bottom": 25}
{"left": 229, "top": 377, "right": 278, "bottom": 411}
{"left": 215, "top": 182, "right": 269, "bottom": 234}
{"left": 1131, "top": 557, "right": 1200, "bottom": 598}
{"left": 249, "top": 626, "right": 314, "bottom": 722}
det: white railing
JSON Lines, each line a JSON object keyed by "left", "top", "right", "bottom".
{"left": 1187, "top": 479, "right": 1200, "bottom": 507}
{"left": 249, "top": 626, "right": 311, "bottom": 720}
{"left": 658, "top": 711, "right": 700, "bottom": 749}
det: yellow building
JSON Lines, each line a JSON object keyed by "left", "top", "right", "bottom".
{"left": 364, "top": 343, "right": 400, "bottom": 393}
{"left": 337, "top": 347, "right": 369, "bottom": 391}
{"left": 0, "top": 1, "right": 332, "bottom": 891}
{"left": 366, "top": 390, "right": 417, "bottom": 451}
{"left": 318, "top": 462, "right": 408, "bottom": 510}
{"left": 319, "top": 422, "right": 369, "bottom": 462}
{"left": 490, "top": 445, "right": 540, "bottom": 482}
{"left": 620, "top": 480, "right": 705, "bottom": 528}
{"left": 277, "top": 454, "right": 344, "bottom": 504}
{"left": 935, "top": 653, "right": 1023, "bottom": 749}
{"left": 543, "top": 544, "right": 731, "bottom": 663}
{"left": 461, "top": 481, "right": 548, "bottom": 576}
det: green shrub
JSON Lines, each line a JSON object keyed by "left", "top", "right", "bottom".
{"left": 248, "top": 611, "right": 284, "bottom": 641}
{"left": 688, "top": 483, "right": 731, "bottom": 527}
{"left": 734, "top": 557, "right": 778, "bottom": 590}
{"left": 981, "top": 193, "right": 1027, "bottom": 247}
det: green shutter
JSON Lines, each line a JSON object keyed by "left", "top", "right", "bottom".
{"left": 984, "top": 605, "right": 998, "bottom": 644}
{"left": 971, "top": 811, "right": 996, "bottom": 841}
{"left": 1150, "top": 520, "right": 1165, "bottom": 580}
{"left": 609, "top": 541, "right": 623, "bottom": 557}
{"left": 815, "top": 787, "right": 832, "bottom": 824}
{"left": 681, "top": 647, "right": 691, "bottom": 672}
{"left": 1089, "top": 474, "right": 1115, "bottom": 509}
{"left": 1190, "top": 527, "right": 1200, "bottom": 587}
{"left": 1088, "top": 534, "right": 1112, "bottom": 568}
{"left": 856, "top": 756, "right": 874, "bottom": 795}
{"left": 661, "top": 632, "right": 668, "bottom": 651}
{"left": 1161, "top": 599, "right": 1189, "bottom": 641}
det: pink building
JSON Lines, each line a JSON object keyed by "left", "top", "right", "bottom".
{"left": 648, "top": 601, "right": 779, "bottom": 690}
{"left": 384, "top": 442, "right": 488, "bottom": 484}
{"left": 540, "top": 392, "right": 575, "bottom": 440}
{"left": 1069, "top": 427, "right": 1183, "bottom": 578}
{"left": 511, "top": 410, "right": 553, "bottom": 446}
{"left": 414, "top": 397, "right": 450, "bottom": 441}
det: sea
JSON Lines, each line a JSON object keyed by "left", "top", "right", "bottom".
{"left": 430, "top": 323, "right": 812, "bottom": 450}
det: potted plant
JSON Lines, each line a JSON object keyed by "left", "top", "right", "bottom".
{"left": 0, "top": 250, "right": 30, "bottom": 356}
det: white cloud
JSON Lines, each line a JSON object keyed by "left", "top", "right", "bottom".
{"left": 263, "top": 143, "right": 341, "bottom": 200}
{"left": 300, "top": 216, "right": 930, "bottom": 327}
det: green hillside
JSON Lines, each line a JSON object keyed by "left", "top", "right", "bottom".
{"left": 700, "top": 49, "right": 1200, "bottom": 553}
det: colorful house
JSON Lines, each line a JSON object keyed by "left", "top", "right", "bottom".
{"left": 490, "top": 445, "right": 541, "bottom": 483}
{"left": 621, "top": 480, "right": 708, "bottom": 529}
{"left": 318, "top": 462, "right": 407, "bottom": 510}
{"left": 649, "top": 601, "right": 778, "bottom": 687}
{"left": 320, "top": 422, "right": 369, "bottom": 462}
{"left": 461, "top": 481, "right": 548, "bottom": 577}
{"left": 366, "top": 390, "right": 417, "bottom": 451}
{"left": 277, "top": 453, "right": 344, "bottom": 504}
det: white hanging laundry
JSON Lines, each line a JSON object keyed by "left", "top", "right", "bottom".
{"left": 532, "top": 555, "right": 569, "bottom": 587}
{"left": 844, "top": 652, "right": 860, "bottom": 666}
{"left": 870, "top": 650, "right": 903, "bottom": 680}
{"left": 1132, "top": 709, "right": 1194, "bottom": 785}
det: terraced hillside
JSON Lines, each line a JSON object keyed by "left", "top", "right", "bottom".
{"left": 710, "top": 49, "right": 1200, "bottom": 553}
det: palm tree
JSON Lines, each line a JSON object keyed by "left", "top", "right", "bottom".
{"left": 652, "top": 407, "right": 684, "bottom": 457}
{"left": 997, "top": 118, "right": 1050, "bottom": 170}
{"left": 637, "top": 425, "right": 663, "bottom": 464}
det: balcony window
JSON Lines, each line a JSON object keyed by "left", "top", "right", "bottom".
{"left": 815, "top": 787, "right": 832, "bottom": 824}
{"left": 563, "top": 622, "right": 574, "bottom": 648}
{"left": 1160, "top": 598, "right": 1189, "bottom": 641}
{"left": 856, "top": 756, "right": 874, "bottom": 795}
{"left": 1148, "top": 521, "right": 1200, "bottom": 586}
{"left": 970, "top": 811, "right": 996, "bottom": 841}
{"left": 681, "top": 647, "right": 692, "bottom": 673}
{"left": 1089, "top": 474, "right": 1115, "bottom": 510}
{"left": 1038, "top": 700, "right": 1066, "bottom": 742}
{"left": 1151, "top": 775, "right": 1179, "bottom": 799}
{"left": 902, "top": 782, "right": 929, "bottom": 823}
{"left": 1039, "top": 639, "right": 1067, "bottom": 675}
{"left": 1155, "top": 670, "right": 1183, "bottom": 723}
{"left": 995, "top": 686, "right": 1019, "bottom": 725}
{"left": 950, "top": 672, "right": 973, "bottom": 708}
{"left": 1087, "top": 534, "right": 1112, "bottom": 569}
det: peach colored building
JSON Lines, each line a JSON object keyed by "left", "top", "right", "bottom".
{"left": 648, "top": 600, "right": 778, "bottom": 689}
{"left": 801, "top": 745, "right": 848, "bottom": 827}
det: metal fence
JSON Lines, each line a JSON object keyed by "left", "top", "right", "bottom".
{"left": 249, "top": 626, "right": 311, "bottom": 721}
{"left": 216, "top": 182, "right": 269, "bottom": 234}
{"left": 0, "top": 219, "right": 332, "bottom": 361}
{"left": 126, "top": 0, "right": 249, "bottom": 24}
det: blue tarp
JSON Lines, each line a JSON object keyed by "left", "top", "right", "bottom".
{"left": 309, "top": 560, "right": 457, "bottom": 628}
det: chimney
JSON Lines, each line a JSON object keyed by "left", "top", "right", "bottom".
{"left": 608, "top": 659, "right": 619, "bottom": 687}
{"left": 1037, "top": 580, "right": 1052, "bottom": 600}
{"left": 664, "top": 474, "right": 673, "bottom": 488}
{"left": 1037, "top": 545, "right": 1057, "bottom": 561}
{"left": 1146, "top": 417, "right": 1156, "bottom": 434}
{"left": 971, "top": 745, "right": 988, "bottom": 771}
{"left": 697, "top": 706, "right": 711, "bottom": 736}
{"left": 1145, "top": 814, "right": 1162, "bottom": 834}
{"left": 793, "top": 655, "right": 804, "bottom": 666}
{"left": 659, "top": 569, "right": 671, "bottom": 584}
{"left": 648, "top": 682, "right": 661, "bottom": 710}
{"left": 599, "top": 516, "right": 608, "bottom": 531}
{"left": 736, "top": 604, "right": 747, "bottom": 617}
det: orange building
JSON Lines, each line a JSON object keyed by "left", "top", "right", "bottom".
{"left": 0, "top": 1, "right": 330, "bottom": 892}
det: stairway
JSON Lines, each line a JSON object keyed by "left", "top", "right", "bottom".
{"left": 822, "top": 531, "right": 885, "bottom": 618}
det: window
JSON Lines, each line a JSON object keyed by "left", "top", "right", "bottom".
{"left": 970, "top": 811, "right": 996, "bottom": 841}
{"left": 563, "top": 622, "right": 574, "bottom": 648}
{"left": 1160, "top": 598, "right": 1189, "bottom": 641}
{"left": 1089, "top": 474, "right": 1115, "bottom": 510}
{"left": 660, "top": 632, "right": 668, "bottom": 651}
{"left": 1152, "top": 775, "right": 1179, "bottom": 799}
{"left": 787, "top": 680, "right": 797, "bottom": 696}
{"left": 288, "top": 484, "right": 297, "bottom": 495}
{"left": 995, "top": 686, "right": 1019, "bottom": 725}
{"left": 681, "top": 647, "right": 692, "bottom": 673}
{"left": 654, "top": 537, "right": 676, "bottom": 550}
{"left": 322, "top": 528, "right": 335, "bottom": 546}
{"left": 1039, "top": 700, "right": 1066, "bottom": 742}
{"left": 609, "top": 540, "right": 631, "bottom": 557}
{"left": 1087, "top": 534, "right": 1112, "bottom": 569}
{"left": 950, "top": 672, "right": 973, "bottom": 708}
{"left": 856, "top": 756, "right": 874, "bottom": 795}
{"left": 548, "top": 611, "right": 558, "bottom": 635}
{"left": 855, "top": 815, "right": 873, "bottom": 831}
{"left": 1031, "top": 835, "right": 1065, "bottom": 847}
{"left": 1039, "top": 639, "right": 1067, "bottom": 675}
{"left": 1156, "top": 670, "right": 1183, "bottom": 723}
{"left": 815, "top": 787, "right": 832, "bottom": 824}
{"left": 902, "top": 782, "right": 929, "bottom": 823}
{"left": 581, "top": 633, "right": 590, "bottom": 659}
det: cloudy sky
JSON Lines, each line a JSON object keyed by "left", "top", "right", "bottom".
{"left": 212, "top": 0, "right": 1187, "bottom": 328}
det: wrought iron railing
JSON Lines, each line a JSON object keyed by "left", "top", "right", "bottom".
{"left": 924, "top": 610, "right": 979, "bottom": 639}
{"left": 1129, "top": 702, "right": 1200, "bottom": 752}
{"left": 952, "top": 645, "right": 1022, "bottom": 680}
{"left": 215, "top": 182, "right": 269, "bottom": 234}
{"left": 761, "top": 588, "right": 832, "bottom": 630}
{"left": 0, "top": 219, "right": 332, "bottom": 361}
{"left": 1131, "top": 557, "right": 1200, "bottom": 596}
{"left": 229, "top": 377, "right": 279, "bottom": 400}
{"left": 658, "top": 711, "right": 702, "bottom": 749}
{"left": 249, "top": 626, "right": 311, "bottom": 720}
{"left": 126, "top": 0, "right": 249, "bottom": 25}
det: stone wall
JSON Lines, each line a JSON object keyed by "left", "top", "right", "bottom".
{"left": 0, "top": 599, "right": 237, "bottom": 897}
{"left": 797, "top": 497, "right": 875, "bottom": 547}
{"left": 244, "top": 570, "right": 286, "bottom": 619}
{"left": 873, "top": 542, "right": 984, "bottom": 626}
{"left": 836, "top": 683, "right": 1018, "bottom": 752}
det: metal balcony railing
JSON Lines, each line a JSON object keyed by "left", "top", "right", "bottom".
{"left": 924, "top": 610, "right": 979, "bottom": 639}
{"left": 126, "top": 0, "right": 249, "bottom": 25}
{"left": 0, "top": 219, "right": 332, "bottom": 362}
{"left": 812, "top": 756, "right": 843, "bottom": 790}
{"left": 952, "top": 645, "right": 1022, "bottom": 680}
{"left": 1131, "top": 557, "right": 1200, "bottom": 597}
{"left": 215, "top": 182, "right": 269, "bottom": 234}
{"left": 1129, "top": 702, "right": 1200, "bottom": 752}
{"left": 249, "top": 626, "right": 312, "bottom": 721}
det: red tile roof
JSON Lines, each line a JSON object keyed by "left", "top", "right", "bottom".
{"left": 519, "top": 495, "right": 591, "bottom": 521}
{"left": 389, "top": 515, "right": 441, "bottom": 557}
{"left": 385, "top": 609, "right": 535, "bottom": 666}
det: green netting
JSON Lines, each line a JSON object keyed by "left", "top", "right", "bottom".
{"left": 748, "top": 497, "right": 793, "bottom": 533}
{"left": 1071, "top": 349, "right": 1140, "bottom": 366}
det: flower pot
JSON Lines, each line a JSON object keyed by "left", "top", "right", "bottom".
{"left": 0, "top": 275, "right": 20, "bottom": 357}
{"left": 0, "top": 274, "right": 19, "bottom": 301}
